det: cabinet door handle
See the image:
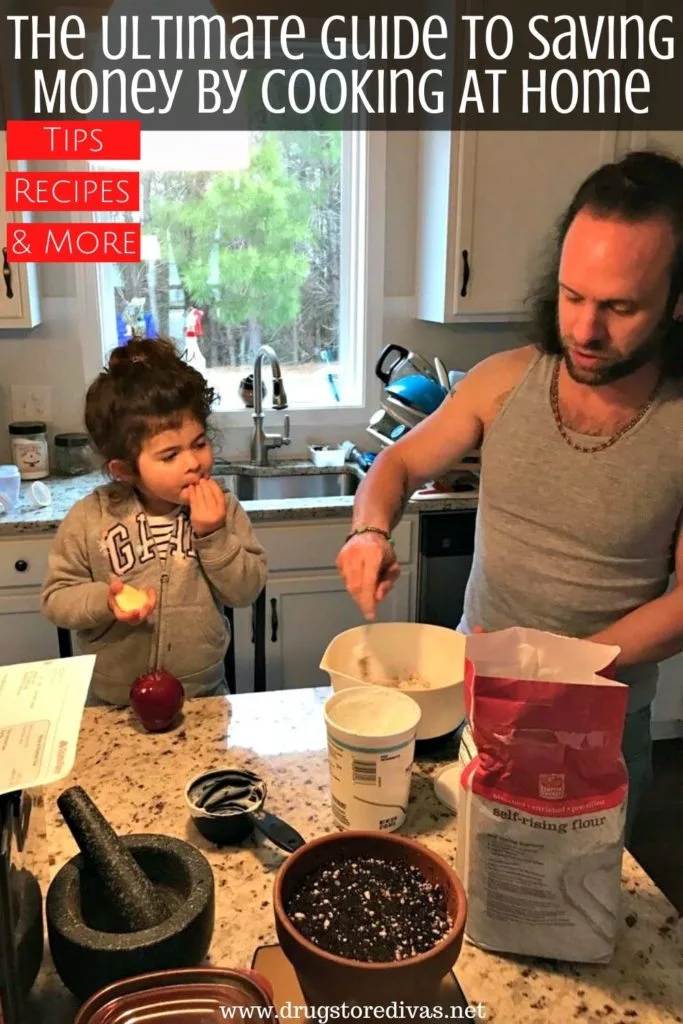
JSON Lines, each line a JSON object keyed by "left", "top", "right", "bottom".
{"left": 14, "top": 559, "right": 28, "bottom": 573}
{"left": 2, "top": 248, "right": 13, "bottom": 300}
{"left": 270, "top": 598, "right": 278, "bottom": 642}
{"left": 460, "top": 249, "right": 470, "bottom": 298}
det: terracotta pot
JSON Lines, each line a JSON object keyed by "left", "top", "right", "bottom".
{"left": 273, "top": 831, "right": 467, "bottom": 1008}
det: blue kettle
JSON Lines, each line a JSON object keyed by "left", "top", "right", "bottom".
{"left": 385, "top": 374, "right": 448, "bottom": 416}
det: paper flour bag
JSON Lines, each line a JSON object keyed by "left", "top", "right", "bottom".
{"left": 456, "top": 628, "right": 628, "bottom": 964}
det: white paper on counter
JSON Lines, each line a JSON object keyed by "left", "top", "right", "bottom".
{"left": 465, "top": 627, "right": 623, "bottom": 685}
{"left": 0, "top": 655, "right": 95, "bottom": 796}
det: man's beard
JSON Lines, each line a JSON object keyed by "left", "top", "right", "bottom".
{"left": 561, "top": 320, "right": 670, "bottom": 386}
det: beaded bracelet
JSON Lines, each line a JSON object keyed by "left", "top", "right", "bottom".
{"left": 344, "top": 525, "right": 395, "bottom": 545}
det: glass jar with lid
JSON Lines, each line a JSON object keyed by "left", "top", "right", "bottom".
{"left": 54, "top": 433, "right": 94, "bottom": 476}
{"left": 9, "top": 421, "right": 49, "bottom": 480}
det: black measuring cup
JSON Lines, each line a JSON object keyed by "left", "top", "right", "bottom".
{"left": 185, "top": 768, "right": 305, "bottom": 854}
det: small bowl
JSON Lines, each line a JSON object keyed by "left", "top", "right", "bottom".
{"left": 185, "top": 768, "right": 264, "bottom": 846}
{"left": 185, "top": 768, "right": 305, "bottom": 853}
{"left": 308, "top": 444, "right": 346, "bottom": 468}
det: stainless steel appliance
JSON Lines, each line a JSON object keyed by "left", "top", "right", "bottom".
{"left": 0, "top": 789, "right": 48, "bottom": 1023}
{"left": 375, "top": 343, "right": 441, "bottom": 388}
{"left": 368, "top": 345, "right": 467, "bottom": 451}
{"left": 417, "top": 510, "right": 477, "bottom": 630}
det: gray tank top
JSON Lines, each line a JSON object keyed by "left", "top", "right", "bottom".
{"left": 461, "top": 351, "right": 683, "bottom": 712}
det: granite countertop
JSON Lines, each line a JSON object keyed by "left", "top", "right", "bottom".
{"left": 0, "top": 462, "right": 478, "bottom": 536}
{"left": 27, "top": 689, "right": 683, "bottom": 1024}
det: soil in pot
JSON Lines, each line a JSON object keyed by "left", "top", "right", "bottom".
{"left": 284, "top": 855, "right": 451, "bottom": 963}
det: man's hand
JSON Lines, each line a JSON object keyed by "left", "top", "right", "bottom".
{"left": 188, "top": 478, "right": 227, "bottom": 537}
{"left": 107, "top": 578, "right": 156, "bottom": 625}
{"left": 336, "top": 532, "right": 401, "bottom": 620}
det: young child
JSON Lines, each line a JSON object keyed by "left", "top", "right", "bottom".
{"left": 41, "top": 338, "right": 267, "bottom": 705}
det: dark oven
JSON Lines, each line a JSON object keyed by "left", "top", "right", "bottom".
{"left": 416, "top": 509, "right": 477, "bottom": 630}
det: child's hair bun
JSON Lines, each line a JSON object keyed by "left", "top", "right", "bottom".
{"left": 107, "top": 337, "right": 180, "bottom": 376}
{"left": 85, "top": 333, "right": 217, "bottom": 466}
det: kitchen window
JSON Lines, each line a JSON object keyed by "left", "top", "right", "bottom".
{"left": 87, "top": 129, "right": 384, "bottom": 420}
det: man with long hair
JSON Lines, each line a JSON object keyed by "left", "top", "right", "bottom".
{"left": 337, "top": 149, "right": 683, "bottom": 840}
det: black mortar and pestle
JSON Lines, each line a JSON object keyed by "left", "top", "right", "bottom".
{"left": 185, "top": 768, "right": 305, "bottom": 853}
{"left": 45, "top": 786, "right": 215, "bottom": 1000}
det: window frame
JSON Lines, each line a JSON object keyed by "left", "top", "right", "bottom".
{"left": 72, "top": 130, "right": 387, "bottom": 431}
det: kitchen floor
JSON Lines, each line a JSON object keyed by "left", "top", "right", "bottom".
{"left": 629, "top": 738, "right": 683, "bottom": 914}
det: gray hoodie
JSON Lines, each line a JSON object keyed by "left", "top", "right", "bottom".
{"left": 41, "top": 484, "right": 267, "bottom": 704}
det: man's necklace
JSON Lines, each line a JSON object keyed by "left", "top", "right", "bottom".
{"left": 549, "top": 358, "right": 662, "bottom": 454}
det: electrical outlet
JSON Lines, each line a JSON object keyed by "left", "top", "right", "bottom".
{"left": 11, "top": 385, "right": 52, "bottom": 422}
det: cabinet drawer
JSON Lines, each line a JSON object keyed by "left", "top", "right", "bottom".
{"left": 256, "top": 517, "right": 414, "bottom": 573}
{"left": 0, "top": 537, "right": 54, "bottom": 588}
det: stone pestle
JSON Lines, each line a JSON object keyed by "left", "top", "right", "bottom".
{"left": 57, "top": 785, "right": 170, "bottom": 932}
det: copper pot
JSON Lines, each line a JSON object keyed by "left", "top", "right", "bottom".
{"left": 273, "top": 831, "right": 467, "bottom": 1008}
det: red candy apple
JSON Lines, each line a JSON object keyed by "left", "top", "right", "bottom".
{"left": 130, "top": 670, "right": 184, "bottom": 732}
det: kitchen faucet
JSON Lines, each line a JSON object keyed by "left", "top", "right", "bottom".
{"left": 250, "top": 345, "right": 291, "bottom": 466}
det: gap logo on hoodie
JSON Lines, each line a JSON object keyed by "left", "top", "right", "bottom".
{"left": 102, "top": 511, "right": 197, "bottom": 576}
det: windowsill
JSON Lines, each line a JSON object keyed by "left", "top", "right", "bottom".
{"left": 209, "top": 402, "right": 378, "bottom": 462}
{"left": 211, "top": 385, "right": 383, "bottom": 441}
{"left": 212, "top": 399, "right": 374, "bottom": 419}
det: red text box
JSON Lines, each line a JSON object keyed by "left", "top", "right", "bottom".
{"left": 7, "top": 223, "right": 141, "bottom": 263}
{"left": 6, "top": 172, "right": 140, "bottom": 212}
{"left": 6, "top": 121, "right": 141, "bottom": 160}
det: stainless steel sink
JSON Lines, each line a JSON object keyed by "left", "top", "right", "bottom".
{"left": 219, "top": 467, "right": 361, "bottom": 502}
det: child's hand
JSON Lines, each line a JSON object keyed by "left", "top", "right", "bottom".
{"left": 107, "top": 578, "right": 156, "bottom": 625}
{"left": 188, "top": 478, "right": 227, "bottom": 537}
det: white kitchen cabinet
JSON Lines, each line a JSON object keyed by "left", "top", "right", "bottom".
{"left": 260, "top": 569, "right": 415, "bottom": 693}
{"left": 231, "top": 516, "right": 418, "bottom": 694}
{"left": 0, "top": 591, "right": 62, "bottom": 664}
{"left": 0, "top": 130, "right": 41, "bottom": 329}
{"left": 416, "top": 130, "right": 619, "bottom": 322}
{"left": 0, "top": 537, "right": 66, "bottom": 666}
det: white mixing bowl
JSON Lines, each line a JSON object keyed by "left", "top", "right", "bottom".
{"left": 320, "top": 622, "right": 472, "bottom": 741}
